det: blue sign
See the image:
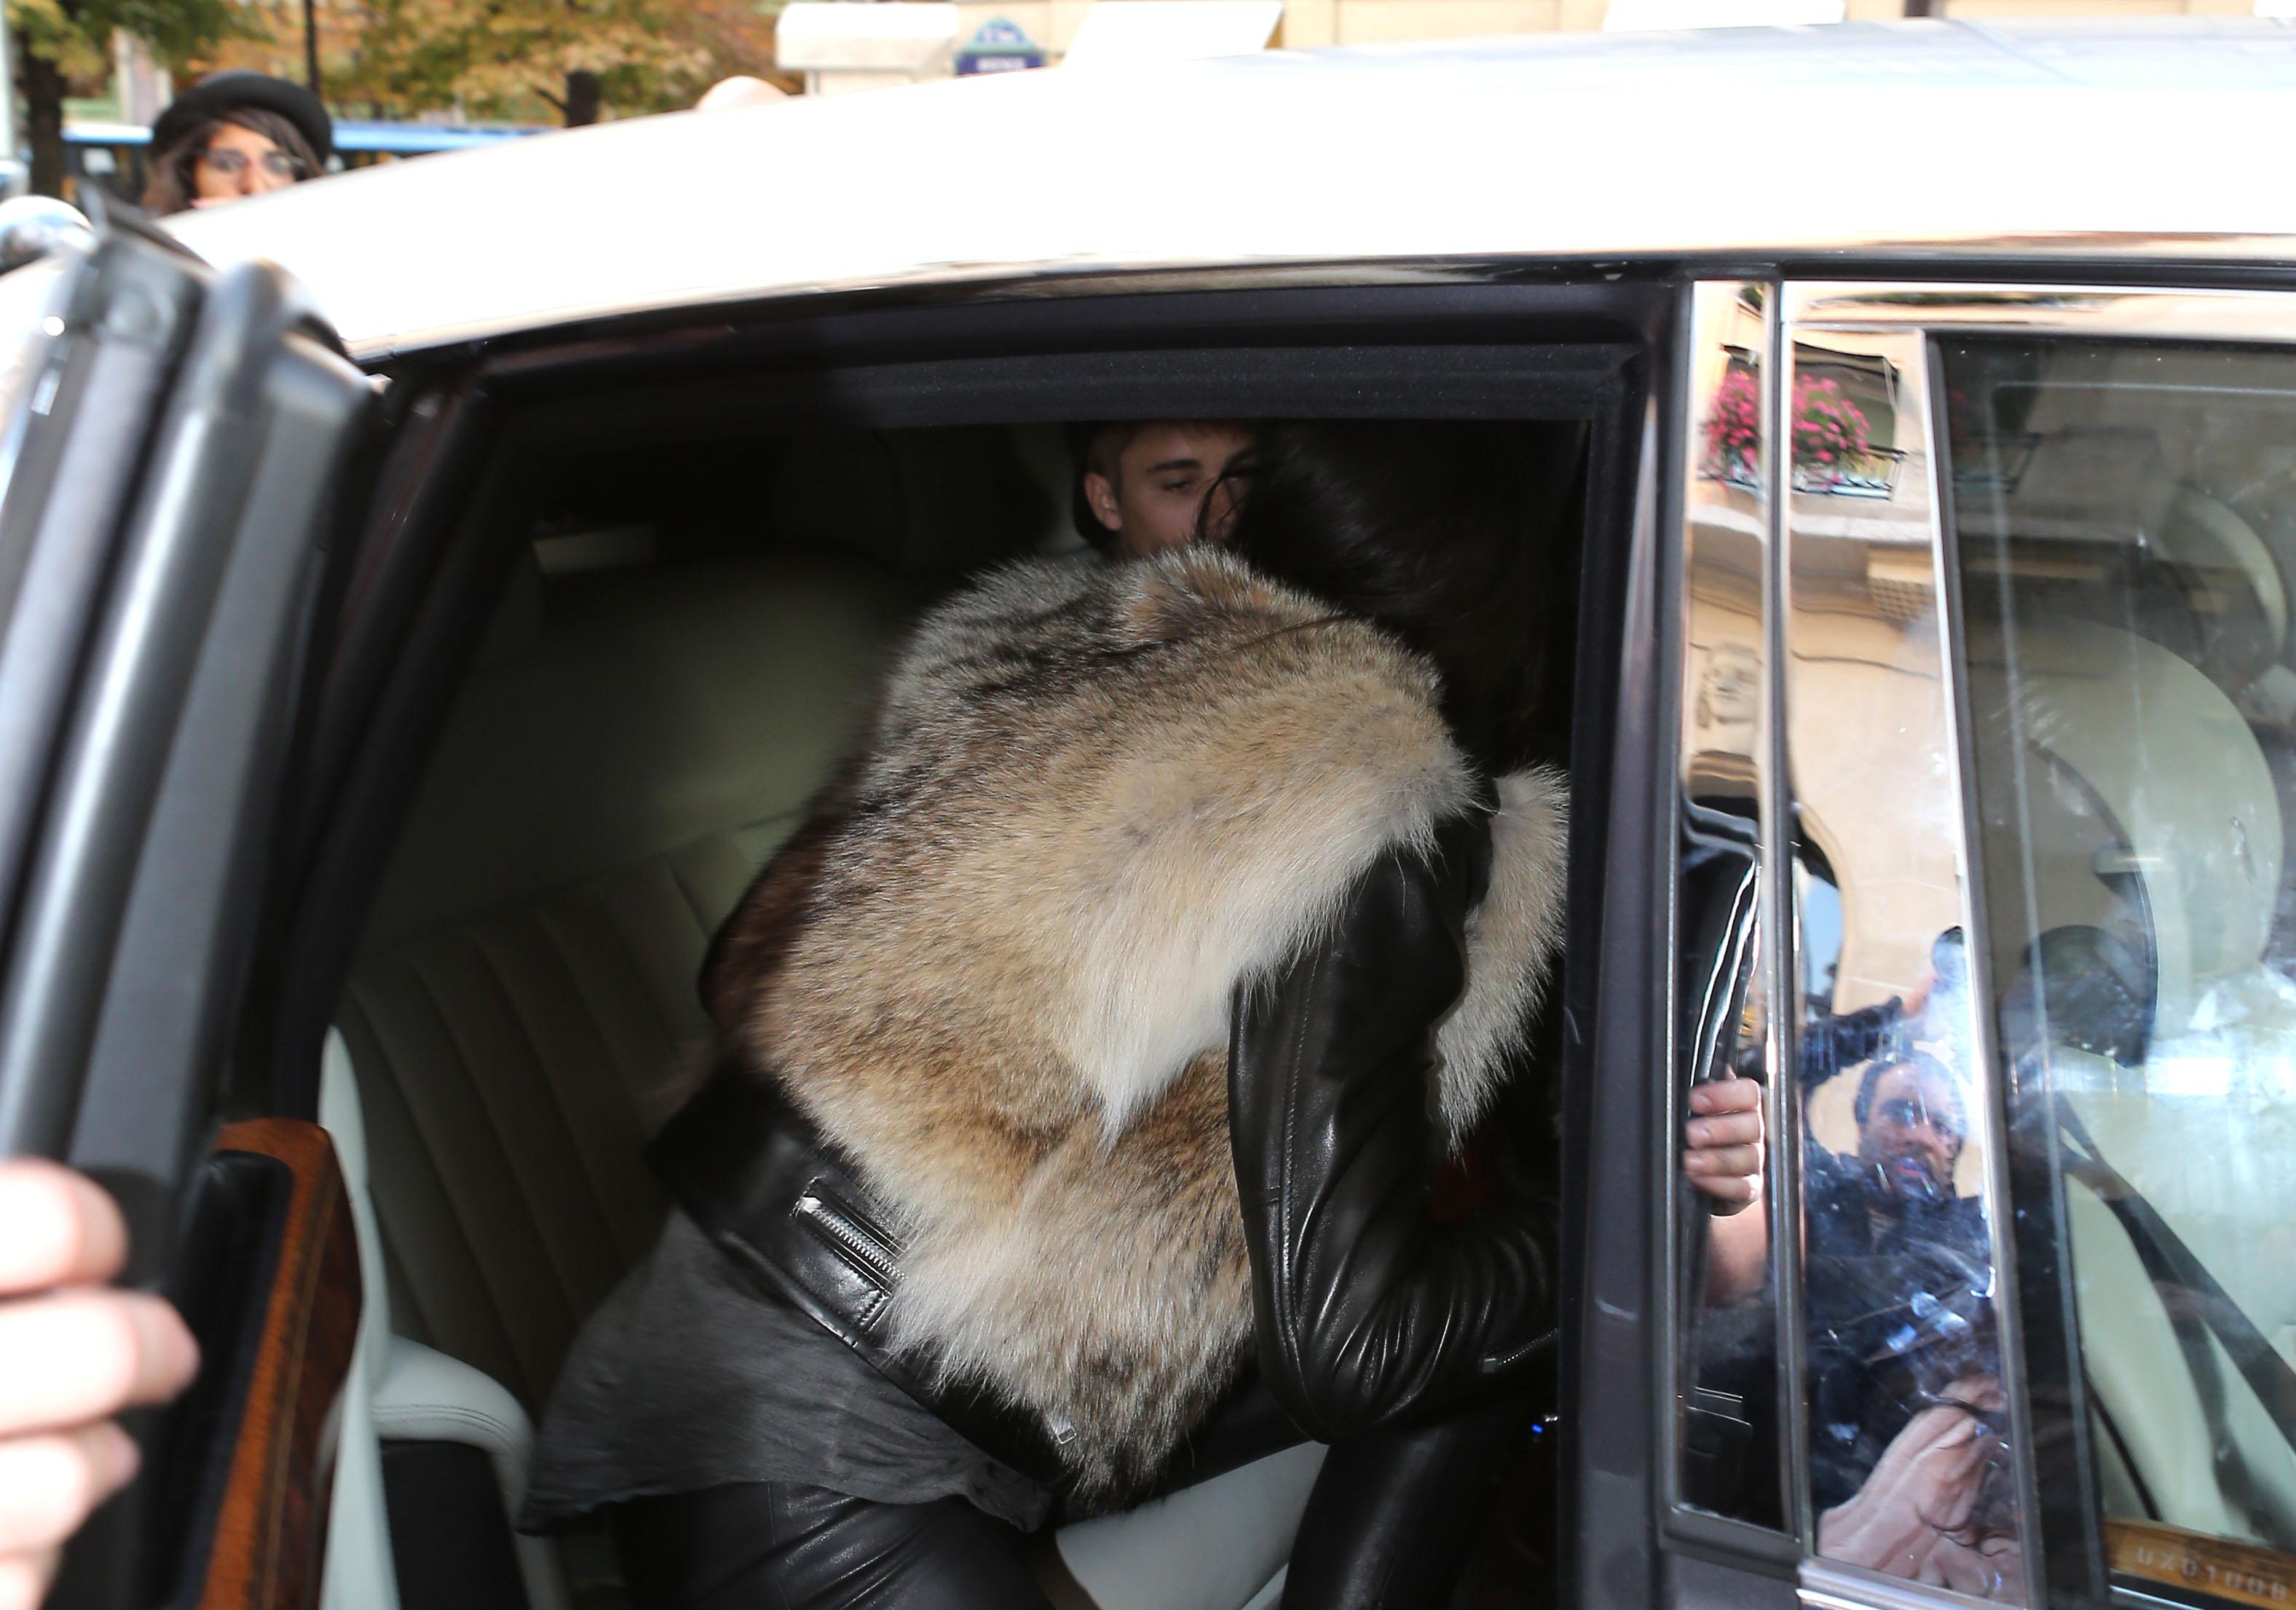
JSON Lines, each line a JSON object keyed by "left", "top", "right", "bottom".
{"left": 957, "top": 17, "right": 1046, "bottom": 74}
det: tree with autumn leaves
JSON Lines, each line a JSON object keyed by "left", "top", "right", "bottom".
{"left": 331, "top": 0, "right": 782, "bottom": 128}
{"left": 9, "top": 0, "right": 248, "bottom": 197}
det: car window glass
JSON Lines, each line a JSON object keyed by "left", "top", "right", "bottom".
{"left": 1781, "top": 323, "right": 2025, "bottom": 1600}
{"left": 1677, "top": 283, "right": 1788, "bottom": 1530}
{"left": 1946, "top": 336, "right": 2296, "bottom": 1610}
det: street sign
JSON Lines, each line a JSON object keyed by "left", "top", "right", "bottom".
{"left": 956, "top": 17, "right": 1046, "bottom": 75}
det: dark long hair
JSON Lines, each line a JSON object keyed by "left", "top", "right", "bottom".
{"left": 1215, "top": 420, "right": 1578, "bottom": 775}
{"left": 143, "top": 108, "right": 320, "bottom": 215}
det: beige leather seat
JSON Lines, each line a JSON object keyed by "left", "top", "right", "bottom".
{"left": 339, "top": 542, "right": 936, "bottom": 1409}
{"left": 328, "top": 428, "right": 1313, "bottom": 1608}
{"left": 339, "top": 423, "right": 1077, "bottom": 1408}
{"left": 1977, "top": 620, "right": 2296, "bottom": 1548}
{"left": 2065, "top": 1083, "right": 2296, "bottom": 1547}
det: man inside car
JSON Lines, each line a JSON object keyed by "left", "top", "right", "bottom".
{"left": 1072, "top": 420, "right": 1255, "bottom": 557}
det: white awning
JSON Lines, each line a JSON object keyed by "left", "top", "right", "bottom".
{"left": 1603, "top": 0, "right": 1844, "bottom": 29}
{"left": 1060, "top": 1, "right": 1284, "bottom": 68}
{"left": 777, "top": 4, "right": 962, "bottom": 72}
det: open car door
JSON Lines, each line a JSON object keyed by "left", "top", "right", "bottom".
{"left": 0, "top": 210, "right": 373, "bottom": 1608}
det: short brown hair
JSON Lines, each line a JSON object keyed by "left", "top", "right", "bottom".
{"left": 1070, "top": 420, "right": 1251, "bottom": 551}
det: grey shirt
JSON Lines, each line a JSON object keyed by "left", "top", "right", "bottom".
{"left": 518, "top": 1210, "right": 1052, "bottom": 1533}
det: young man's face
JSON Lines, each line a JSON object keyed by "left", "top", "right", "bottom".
{"left": 1085, "top": 422, "right": 1255, "bottom": 559}
{"left": 1858, "top": 1063, "right": 1965, "bottom": 1208}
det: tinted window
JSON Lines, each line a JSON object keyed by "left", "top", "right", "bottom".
{"left": 1947, "top": 337, "right": 2296, "bottom": 1606}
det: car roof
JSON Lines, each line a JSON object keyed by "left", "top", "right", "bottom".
{"left": 166, "top": 17, "right": 2296, "bottom": 361}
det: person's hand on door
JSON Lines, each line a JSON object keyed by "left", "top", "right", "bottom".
{"left": 0, "top": 1160, "right": 197, "bottom": 1610}
{"left": 1684, "top": 1075, "right": 1765, "bottom": 1213}
{"left": 1818, "top": 1375, "right": 2022, "bottom": 1601}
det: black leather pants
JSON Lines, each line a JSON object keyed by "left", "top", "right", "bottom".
{"left": 612, "top": 1481, "right": 1052, "bottom": 1610}
{"left": 608, "top": 1394, "right": 1528, "bottom": 1610}
{"left": 1282, "top": 1394, "right": 1536, "bottom": 1610}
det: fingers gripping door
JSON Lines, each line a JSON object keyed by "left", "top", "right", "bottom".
{"left": 0, "top": 219, "right": 372, "bottom": 1606}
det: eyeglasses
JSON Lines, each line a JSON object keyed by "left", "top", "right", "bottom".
{"left": 197, "top": 147, "right": 307, "bottom": 181}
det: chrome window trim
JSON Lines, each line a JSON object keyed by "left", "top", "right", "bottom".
{"left": 1665, "top": 280, "right": 1804, "bottom": 1544}
{"left": 1802, "top": 1556, "right": 2023, "bottom": 1610}
{"left": 1788, "top": 284, "right": 2296, "bottom": 342}
{"left": 1660, "top": 281, "right": 1695, "bottom": 1520}
{"left": 1775, "top": 306, "right": 2042, "bottom": 1606}
{"left": 1759, "top": 283, "right": 1815, "bottom": 1552}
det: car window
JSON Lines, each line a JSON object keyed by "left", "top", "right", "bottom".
{"left": 1780, "top": 323, "right": 2025, "bottom": 1601}
{"left": 1673, "top": 294, "right": 2031, "bottom": 1598}
{"left": 1945, "top": 336, "right": 2296, "bottom": 1609}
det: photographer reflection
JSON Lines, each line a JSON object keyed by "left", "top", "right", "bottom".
{"left": 1799, "top": 1050, "right": 2006, "bottom": 1556}
{"left": 1810, "top": 1049, "right": 1980, "bottom": 1276}
{"left": 1692, "top": 967, "right": 1935, "bottom": 1311}
{"left": 1686, "top": 935, "right": 2021, "bottom": 1597}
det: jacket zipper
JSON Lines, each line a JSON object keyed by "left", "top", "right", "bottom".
{"left": 1481, "top": 1328, "right": 1558, "bottom": 1374}
{"left": 793, "top": 1189, "right": 902, "bottom": 1292}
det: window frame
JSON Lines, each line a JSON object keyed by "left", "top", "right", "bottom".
{"left": 1660, "top": 277, "right": 2296, "bottom": 1610}
{"left": 1660, "top": 279, "right": 1808, "bottom": 1562}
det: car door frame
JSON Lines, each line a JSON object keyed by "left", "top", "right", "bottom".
{"left": 0, "top": 212, "right": 376, "bottom": 1606}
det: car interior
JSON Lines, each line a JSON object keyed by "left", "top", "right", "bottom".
{"left": 1944, "top": 337, "right": 2296, "bottom": 1560}
{"left": 33, "top": 232, "right": 2296, "bottom": 1609}
{"left": 279, "top": 292, "right": 2296, "bottom": 1610}
{"left": 264, "top": 293, "right": 1653, "bottom": 1610}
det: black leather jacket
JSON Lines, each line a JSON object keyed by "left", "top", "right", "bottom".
{"left": 659, "top": 800, "right": 1558, "bottom": 1488}
{"left": 1230, "top": 803, "right": 1561, "bottom": 1442}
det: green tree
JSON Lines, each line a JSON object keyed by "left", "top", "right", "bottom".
{"left": 337, "top": 0, "right": 777, "bottom": 127}
{"left": 9, "top": 0, "right": 250, "bottom": 195}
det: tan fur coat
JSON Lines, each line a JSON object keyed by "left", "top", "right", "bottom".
{"left": 704, "top": 547, "right": 1567, "bottom": 1503}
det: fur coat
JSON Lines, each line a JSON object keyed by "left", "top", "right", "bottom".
{"left": 703, "top": 546, "right": 1568, "bottom": 1504}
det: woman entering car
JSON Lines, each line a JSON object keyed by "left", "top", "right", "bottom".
{"left": 511, "top": 419, "right": 1585, "bottom": 1607}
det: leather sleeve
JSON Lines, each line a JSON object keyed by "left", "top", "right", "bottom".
{"left": 1228, "top": 807, "right": 1559, "bottom": 1443}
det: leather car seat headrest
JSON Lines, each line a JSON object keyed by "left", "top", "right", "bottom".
{"left": 1968, "top": 618, "right": 2281, "bottom": 1044}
